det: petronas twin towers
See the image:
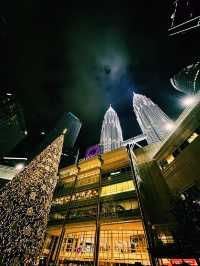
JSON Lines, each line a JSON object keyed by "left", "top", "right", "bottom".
{"left": 100, "top": 105, "right": 123, "bottom": 153}
{"left": 100, "top": 92, "right": 173, "bottom": 153}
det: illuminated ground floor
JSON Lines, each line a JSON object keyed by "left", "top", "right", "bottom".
{"left": 41, "top": 219, "right": 150, "bottom": 265}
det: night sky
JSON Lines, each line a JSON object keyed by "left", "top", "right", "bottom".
{"left": 1, "top": 1, "right": 200, "bottom": 157}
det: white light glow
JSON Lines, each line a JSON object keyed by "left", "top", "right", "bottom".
{"left": 15, "top": 163, "right": 25, "bottom": 171}
{"left": 3, "top": 157, "right": 27, "bottom": 160}
{"left": 63, "top": 128, "right": 68, "bottom": 134}
{"left": 181, "top": 95, "right": 197, "bottom": 107}
{"left": 165, "top": 122, "right": 175, "bottom": 131}
{"left": 110, "top": 171, "right": 121, "bottom": 176}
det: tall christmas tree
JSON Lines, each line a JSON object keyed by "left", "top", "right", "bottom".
{"left": 0, "top": 134, "right": 64, "bottom": 265}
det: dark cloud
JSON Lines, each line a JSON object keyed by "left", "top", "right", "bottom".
{"left": 1, "top": 1, "right": 199, "bottom": 156}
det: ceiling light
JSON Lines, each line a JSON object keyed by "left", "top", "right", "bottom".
{"left": 63, "top": 128, "right": 68, "bottom": 134}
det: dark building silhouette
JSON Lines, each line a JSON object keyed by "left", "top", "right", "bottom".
{"left": 0, "top": 92, "right": 26, "bottom": 157}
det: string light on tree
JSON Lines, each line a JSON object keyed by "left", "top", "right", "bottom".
{"left": 0, "top": 135, "right": 64, "bottom": 265}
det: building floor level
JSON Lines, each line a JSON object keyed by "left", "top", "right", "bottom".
{"left": 42, "top": 220, "right": 150, "bottom": 266}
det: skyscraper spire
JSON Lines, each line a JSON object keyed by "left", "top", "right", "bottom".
{"left": 100, "top": 105, "right": 123, "bottom": 153}
{"left": 133, "top": 92, "right": 173, "bottom": 144}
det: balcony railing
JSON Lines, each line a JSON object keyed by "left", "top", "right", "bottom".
{"left": 75, "top": 182, "right": 99, "bottom": 193}
{"left": 54, "top": 184, "right": 73, "bottom": 197}
{"left": 51, "top": 197, "right": 98, "bottom": 213}
{"left": 54, "top": 169, "right": 133, "bottom": 198}
{"left": 100, "top": 208, "right": 141, "bottom": 221}
{"left": 101, "top": 190, "right": 137, "bottom": 202}
{"left": 102, "top": 171, "right": 133, "bottom": 186}
{"left": 51, "top": 190, "right": 137, "bottom": 213}
{"left": 48, "top": 208, "right": 141, "bottom": 226}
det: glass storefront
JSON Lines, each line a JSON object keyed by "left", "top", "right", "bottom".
{"left": 42, "top": 222, "right": 150, "bottom": 266}
{"left": 42, "top": 166, "right": 150, "bottom": 265}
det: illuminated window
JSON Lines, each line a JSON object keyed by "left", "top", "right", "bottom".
{"left": 77, "top": 175, "right": 99, "bottom": 187}
{"left": 52, "top": 213, "right": 65, "bottom": 220}
{"left": 99, "top": 230, "right": 149, "bottom": 265}
{"left": 187, "top": 132, "right": 198, "bottom": 143}
{"left": 158, "top": 234, "right": 174, "bottom": 244}
{"left": 52, "top": 196, "right": 70, "bottom": 206}
{"left": 165, "top": 154, "right": 175, "bottom": 164}
{"left": 60, "top": 231, "right": 95, "bottom": 259}
{"left": 159, "top": 131, "right": 199, "bottom": 171}
{"left": 101, "top": 180, "right": 135, "bottom": 197}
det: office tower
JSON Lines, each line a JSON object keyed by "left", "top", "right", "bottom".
{"left": 100, "top": 105, "right": 123, "bottom": 153}
{"left": 170, "top": 62, "right": 200, "bottom": 94}
{"left": 0, "top": 92, "right": 26, "bottom": 156}
{"left": 28, "top": 112, "right": 82, "bottom": 168}
{"left": 169, "top": 0, "right": 200, "bottom": 34}
{"left": 133, "top": 92, "right": 173, "bottom": 144}
{"left": 41, "top": 148, "right": 150, "bottom": 266}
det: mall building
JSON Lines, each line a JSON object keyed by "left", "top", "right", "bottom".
{"left": 41, "top": 93, "right": 200, "bottom": 265}
{"left": 41, "top": 147, "right": 152, "bottom": 266}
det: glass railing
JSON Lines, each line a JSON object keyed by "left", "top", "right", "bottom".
{"left": 101, "top": 208, "right": 141, "bottom": 220}
{"left": 101, "top": 190, "right": 136, "bottom": 202}
{"left": 102, "top": 171, "right": 133, "bottom": 186}
{"left": 51, "top": 197, "right": 98, "bottom": 213}
{"left": 48, "top": 208, "right": 140, "bottom": 226}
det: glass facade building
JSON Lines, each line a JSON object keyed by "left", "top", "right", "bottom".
{"left": 0, "top": 92, "right": 26, "bottom": 156}
{"left": 40, "top": 94, "right": 200, "bottom": 265}
{"left": 170, "top": 62, "right": 200, "bottom": 95}
{"left": 41, "top": 148, "right": 150, "bottom": 266}
{"left": 100, "top": 105, "right": 123, "bottom": 153}
{"left": 133, "top": 92, "right": 172, "bottom": 144}
{"left": 170, "top": 0, "right": 200, "bottom": 28}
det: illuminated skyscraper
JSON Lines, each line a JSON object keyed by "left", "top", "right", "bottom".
{"left": 100, "top": 105, "right": 123, "bottom": 153}
{"left": 133, "top": 92, "right": 173, "bottom": 144}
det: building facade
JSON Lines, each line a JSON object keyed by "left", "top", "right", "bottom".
{"left": 40, "top": 148, "right": 150, "bottom": 266}
{"left": 169, "top": 0, "right": 200, "bottom": 35}
{"left": 40, "top": 93, "right": 200, "bottom": 265}
{"left": 100, "top": 105, "right": 123, "bottom": 153}
{"left": 170, "top": 62, "right": 200, "bottom": 95}
{"left": 154, "top": 93, "right": 200, "bottom": 201}
{"left": 133, "top": 92, "right": 173, "bottom": 145}
{"left": 0, "top": 92, "right": 26, "bottom": 156}
{"left": 129, "top": 94, "right": 200, "bottom": 261}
